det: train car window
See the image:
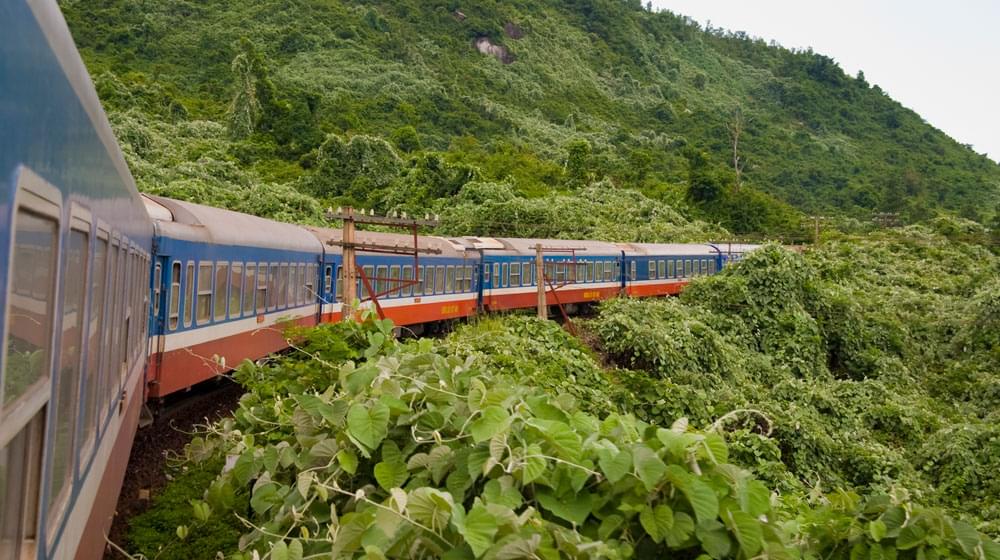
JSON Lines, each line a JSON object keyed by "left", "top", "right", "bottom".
{"left": 601, "top": 261, "right": 610, "bottom": 282}
{"left": 703, "top": 259, "right": 710, "bottom": 275}
{"left": 230, "top": 264, "right": 243, "bottom": 319}
{"left": 168, "top": 262, "right": 181, "bottom": 331}
{"left": 324, "top": 265, "right": 333, "bottom": 295}
{"left": 305, "top": 264, "right": 315, "bottom": 303}
{"left": 667, "top": 260, "right": 675, "bottom": 278}
{"left": 446, "top": 266, "right": 456, "bottom": 293}
{"left": 196, "top": 263, "right": 213, "bottom": 324}
{"left": 48, "top": 224, "right": 89, "bottom": 527}
{"left": 115, "top": 243, "right": 129, "bottom": 378}
{"left": 215, "top": 263, "right": 229, "bottom": 321}
{"left": 1, "top": 197, "right": 60, "bottom": 556}
{"left": 82, "top": 233, "right": 109, "bottom": 462}
{"left": 648, "top": 261, "right": 656, "bottom": 279}
{"left": 244, "top": 264, "right": 256, "bottom": 315}
{"left": 497, "top": 263, "right": 505, "bottom": 288}
{"left": 401, "top": 266, "right": 413, "bottom": 297}
{"left": 266, "top": 264, "right": 278, "bottom": 311}
{"left": 492, "top": 263, "right": 500, "bottom": 285}
{"left": 373, "top": 266, "right": 387, "bottom": 297}
{"left": 297, "top": 263, "right": 307, "bottom": 305}
{"left": 521, "top": 263, "right": 530, "bottom": 286}
{"left": 389, "top": 266, "right": 401, "bottom": 297}
{"left": 334, "top": 266, "right": 344, "bottom": 302}
{"left": 555, "top": 263, "right": 566, "bottom": 284}
{"left": 656, "top": 260, "right": 664, "bottom": 278}
{"left": 286, "top": 264, "right": 296, "bottom": 306}
{"left": 435, "top": 266, "right": 446, "bottom": 294}
{"left": 362, "top": 266, "right": 375, "bottom": 299}
{"left": 509, "top": 262, "right": 520, "bottom": 287}
{"left": 685, "top": 259, "right": 693, "bottom": 277}
{"left": 421, "top": 266, "right": 431, "bottom": 296}
{"left": 278, "top": 263, "right": 290, "bottom": 309}
{"left": 482, "top": 263, "right": 490, "bottom": 284}
{"left": 708, "top": 260, "right": 716, "bottom": 274}
{"left": 256, "top": 264, "right": 267, "bottom": 314}
{"left": 184, "top": 262, "right": 194, "bottom": 327}
{"left": 152, "top": 263, "right": 162, "bottom": 321}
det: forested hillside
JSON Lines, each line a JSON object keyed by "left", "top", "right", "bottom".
{"left": 63, "top": 0, "right": 1000, "bottom": 234}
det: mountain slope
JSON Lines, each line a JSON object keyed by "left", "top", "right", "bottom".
{"left": 62, "top": 0, "right": 1000, "bottom": 233}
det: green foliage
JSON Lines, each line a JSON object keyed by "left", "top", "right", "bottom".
{"left": 64, "top": 0, "right": 1000, "bottom": 235}
{"left": 127, "top": 458, "right": 246, "bottom": 560}
{"left": 591, "top": 232, "right": 1000, "bottom": 534}
{"left": 151, "top": 303, "right": 999, "bottom": 558}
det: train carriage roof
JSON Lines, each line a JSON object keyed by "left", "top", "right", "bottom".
{"left": 463, "top": 237, "right": 624, "bottom": 257}
{"left": 618, "top": 243, "right": 720, "bottom": 256}
{"left": 305, "top": 226, "right": 471, "bottom": 259}
{"left": 143, "top": 195, "right": 323, "bottom": 253}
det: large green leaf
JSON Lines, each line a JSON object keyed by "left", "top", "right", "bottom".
{"left": 667, "top": 465, "right": 719, "bottom": 524}
{"left": 725, "top": 509, "right": 763, "bottom": 556}
{"left": 665, "top": 511, "right": 696, "bottom": 548}
{"left": 469, "top": 405, "right": 511, "bottom": 443}
{"left": 597, "top": 447, "right": 632, "bottom": 484}
{"left": 454, "top": 503, "right": 499, "bottom": 558}
{"left": 347, "top": 401, "right": 390, "bottom": 453}
{"left": 536, "top": 490, "right": 594, "bottom": 526}
{"left": 407, "top": 488, "right": 454, "bottom": 533}
{"left": 632, "top": 445, "right": 667, "bottom": 492}
{"left": 639, "top": 504, "right": 675, "bottom": 543}
{"left": 696, "top": 519, "right": 733, "bottom": 559}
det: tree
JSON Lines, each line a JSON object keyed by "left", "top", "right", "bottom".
{"left": 564, "top": 138, "right": 594, "bottom": 188}
{"left": 727, "top": 106, "right": 751, "bottom": 191}
{"left": 685, "top": 149, "right": 723, "bottom": 203}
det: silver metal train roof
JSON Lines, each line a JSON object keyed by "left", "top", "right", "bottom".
{"left": 143, "top": 195, "right": 324, "bottom": 253}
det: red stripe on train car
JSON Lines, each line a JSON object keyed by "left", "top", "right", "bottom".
{"left": 626, "top": 281, "right": 689, "bottom": 298}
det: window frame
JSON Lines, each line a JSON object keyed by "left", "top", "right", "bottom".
{"left": 196, "top": 262, "right": 214, "bottom": 325}
{"left": 214, "top": 262, "right": 229, "bottom": 322}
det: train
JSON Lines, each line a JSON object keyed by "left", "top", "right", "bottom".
{"left": 0, "top": 2, "right": 756, "bottom": 559}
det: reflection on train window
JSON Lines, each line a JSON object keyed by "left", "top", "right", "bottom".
{"left": 658, "top": 260, "right": 665, "bottom": 278}
{"left": 169, "top": 262, "right": 181, "bottom": 330}
{"left": 82, "top": 234, "right": 108, "bottom": 463}
{"left": 648, "top": 261, "right": 656, "bottom": 279}
{"left": 375, "top": 265, "right": 388, "bottom": 296}
{"left": 401, "top": 266, "right": 413, "bottom": 297}
{"left": 297, "top": 263, "right": 307, "bottom": 305}
{"left": 1, "top": 206, "right": 59, "bottom": 558}
{"left": 47, "top": 226, "right": 88, "bottom": 526}
{"left": 184, "top": 262, "right": 194, "bottom": 327}
{"left": 215, "top": 263, "right": 229, "bottom": 321}
{"left": 152, "top": 263, "right": 162, "bottom": 319}
{"left": 435, "top": 266, "right": 445, "bottom": 294}
{"left": 482, "top": 263, "right": 490, "bottom": 284}
{"left": 243, "top": 264, "right": 256, "bottom": 315}
{"left": 668, "top": 260, "right": 675, "bottom": 278}
{"left": 446, "top": 266, "right": 455, "bottom": 293}
{"left": 266, "top": 264, "right": 278, "bottom": 311}
{"left": 230, "top": 263, "right": 243, "bottom": 319}
{"left": 197, "top": 263, "right": 213, "bottom": 324}
{"left": 509, "top": 262, "right": 520, "bottom": 287}
{"left": 305, "top": 264, "right": 315, "bottom": 303}
{"left": 362, "top": 266, "right": 375, "bottom": 299}
{"left": 421, "top": 266, "right": 431, "bottom": 296}
{"left": 389, "top": 266, "right": 401, "bottom": 297}
{"left": 468, "top": 265, "right": 476, "bottom": 291}
{"left": 256, "top": 263, "right": 267, "bottom": 314}
{"left": 324, "top": 265, "right": 333, "bottom": 295}
{"left": 520, "top": 263, "right": 530, "bottom": 286}
{"left": 492, "top": 263, "right": 500, "bottom": 284}
{"left": 278, "top": 263, "right": 289, "bottom": 308}
{"left": 334, "top": 266, "right": 343, "bottom": 302}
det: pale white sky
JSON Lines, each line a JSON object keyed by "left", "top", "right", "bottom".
{"left": 650, "top": 0, "right": 1000, "bottom": 161}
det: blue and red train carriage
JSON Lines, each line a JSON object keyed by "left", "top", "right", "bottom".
{"left": 0, "top": 2, "right": 757, "bottom": 558}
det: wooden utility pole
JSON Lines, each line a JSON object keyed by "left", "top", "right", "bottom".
{"left": 535, "top": 243, "right": 547, "bottom": 319}
{"left": 342, "top": 207, "right": 358, "bottom": 320}
{"left": 328, "top": 207, "right": 439, "bottom": 322}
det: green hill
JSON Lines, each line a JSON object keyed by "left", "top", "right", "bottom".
{"left": 63, "top": 0, "right": 1000, "bottom": 235}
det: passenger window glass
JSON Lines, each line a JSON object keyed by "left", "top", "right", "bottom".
{"left": 467, "top": 265, "right": 475, "bottom": 291}
{"left": 435, "top": 266, "right": 445, "bottom": 294}
{"left": 278, "top": 263, "right": 290, "bottom": 308}
{"left": 509, "top": 262, "right": 520, "bottom": 287}
{"left": 305, "top": 264, "right": 315, "bottom": 303}
{"left": 230, "top": 264, "right": 243, "bottom": 319}
{"left": 244, "top": 264, "right": 256, "bottom": 315}
{"left": 196, "top": 263, "right": 213, "bottom": 323}
{"left": 49, "top": 227, "right": 89, "bottom": 525}
{"left": 153, "top": 263, "right": 162, "bottom": 319}
{"left": 3, "top": 209, "right": 57, "bottom": 408}
{"left": 446, "top": 266, "right": 456, "bottom": 293}
{"left": 402, "top": 266, "right": 413, "bottom": 297}
{"left": 297, "top": 263, "right": 306, "bottom": 305}
{"left": 184, "top": 262, "right": 194, "bottom": 327}
{"left": 256, "top": 263, "right": 267, "bottom": 314}
{"left": 375, "top": 266, "right": 388, "bottom": 296}
{"left": 1, "top": 206, "right": 58, "bottom": 556}
{"left": 483, "top": 263, "right": 490, "bottom": 284}
{"left": 362, "top": 266, "right": 375, "bottom": 299}
{"left": 492, "top": 263, "right": 500, "bottom": 283}
{"left": 215, "top": 263, "right": 229, "bottom": 321}
{"left": 659, "top": 260, "right": 666, "bottom": 278}
{"left": 521, "top": 263, "right": 530, "bottom": 286}
{"left": 668, "top": 260, "right": 675, "bottom": 278}
{"left": 267, "top": 264, "right": 278, "bottom": 310}
{"left": 169, "top": 262, "right": 181, "bottom": 330}
{"left": 389, "top": 266, "right": 401, "bottom": 297}
{"left": 82, "top": 235, "right": 108, "bottom": 460}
